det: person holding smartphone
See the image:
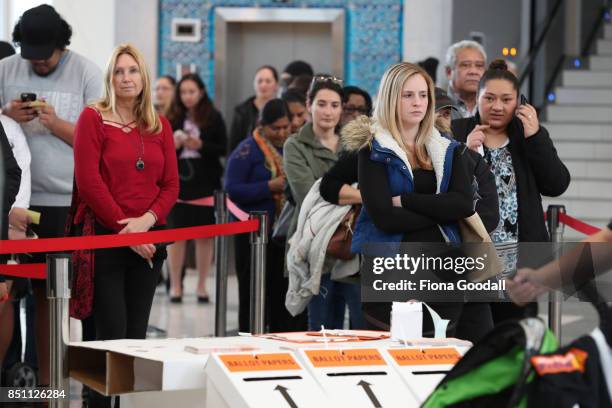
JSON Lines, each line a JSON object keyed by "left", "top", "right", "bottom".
{"left": 166, "top": 73, "right": 227, "bottom": 303}
{"left": 452, "top": 59, "right": 571, "bottom": 325}
{"left": 0, "top": 5, "right": 103, "bottom": 387}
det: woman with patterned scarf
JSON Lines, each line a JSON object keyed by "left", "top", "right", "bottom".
{"left": 225, "top": 99, "right": 305, "bottom": 332}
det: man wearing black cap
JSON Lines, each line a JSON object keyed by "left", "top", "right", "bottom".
{"left": 434, "top": 87, "right": 458, "bottom": 133}
{"left": 0, "top": 4, "right": 102, "bottom": 388}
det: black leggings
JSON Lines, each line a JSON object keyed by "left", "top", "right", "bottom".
{"left": 89, "top": 240, "right": 165, "bottom": 408}
{"left": 93, "top": 245, "right": 164, "bottom": 340}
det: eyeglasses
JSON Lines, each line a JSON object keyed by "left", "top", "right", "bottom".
{"left": 311, "top": 75, "right": 343, "bottom": 86}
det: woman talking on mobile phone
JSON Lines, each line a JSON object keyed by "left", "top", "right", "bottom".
{"left": 452, "top": 59, "right": 570, "bottom": 325}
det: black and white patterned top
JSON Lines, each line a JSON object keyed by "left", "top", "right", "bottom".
{"left": 484, "top": 143, "right": 519, "bottom": 244}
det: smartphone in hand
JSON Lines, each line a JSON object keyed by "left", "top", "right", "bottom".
{"left": 20, "top": 93, "right": 37, "bottom": 102}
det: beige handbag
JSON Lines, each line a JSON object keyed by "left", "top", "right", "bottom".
{"left": 458, "top": 212, "right": 503, "bottom": 282}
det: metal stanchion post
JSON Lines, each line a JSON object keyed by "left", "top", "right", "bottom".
{"left": 546, "top": 205, "right": 566, "bottom": 340}
{"left": 249, "top": 211, "right": 268, "bottom": 334}
{"left": 47, "top": 254, "right": 71, "bottom": 408}
{"left": 214, "top": 190, "right": 229, "bottom": 337}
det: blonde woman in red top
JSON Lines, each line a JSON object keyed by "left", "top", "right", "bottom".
{"left": 74, "top": 43, "right": 178, "bottom": 407}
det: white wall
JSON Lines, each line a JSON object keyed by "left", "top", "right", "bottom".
{"left": 52, "top": 0, "right": 158, "bottom": 75}
{"left": 402, "top": 0, "right": 454, "bottom": 86}
{"left": 114, "top": 0, "right": 159, "bottom": 76}
{"left": 53, "top": 0, "right": 115, "bottom": 70}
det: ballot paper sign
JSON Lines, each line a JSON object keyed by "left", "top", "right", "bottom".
{"left": 385, "top": 346, "right": 463, "bottom": 404}
{"left": 297, "top": 348, "right": 420, "bottom": 408}
{"left": 205, "top": 351, "right": 329, "bottom": 408}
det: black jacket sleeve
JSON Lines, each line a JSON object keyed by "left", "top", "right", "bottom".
{"left": 228, "top": 102, "right": 256, "bottom": 154}
{"left": 200, "top": 111, "right": 228, "bottom": 160}
{"left": 359, "top": 146, "right": 439, "bottom": 233}
{"left": 320, "top": 152, "right": 358, "bottom": 204}
{"left": 2, "top": 123, "right": 21, "bottom": 237}
{"left": 399, "top": 148, "right": 474, "bottom": 222}
{"left": 467, "top": 148, "right": 500, "bottom": 232}
{"left": 523, "top": 126, "right": 570, "bottom": 197}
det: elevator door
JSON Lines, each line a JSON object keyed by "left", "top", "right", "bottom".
{"left": 223, "top": 22, "right": 333, "bottom": 123}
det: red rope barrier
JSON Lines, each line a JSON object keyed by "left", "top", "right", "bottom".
{"left": 558, "top": 213, "right": 601, "bottom": 235}
{"left": 0, "top": 219, "right": 259, "bottom": 255}
{"left": 0, "top": 263, "right": 46, "bottom": 279}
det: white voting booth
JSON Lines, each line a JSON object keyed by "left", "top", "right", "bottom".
{"left": 296, "top": 347, "right": 420, "bottom": 407}
{"left": 384, "top": 346, "right": 464, "bottom": 404}
{"left": 205, "top": 351, "right": 328, "bottom": 408}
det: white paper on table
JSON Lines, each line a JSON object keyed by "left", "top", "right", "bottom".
{"left": 391, "top": 301, "right": 423, "bottom": 340}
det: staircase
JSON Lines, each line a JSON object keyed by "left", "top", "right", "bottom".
{"left": 543, "top": 16, "right": 612, "bottom": 240}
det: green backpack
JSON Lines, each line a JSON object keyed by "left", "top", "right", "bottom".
{"left": 423, "top": 318, "right": 558, "bottom": 408}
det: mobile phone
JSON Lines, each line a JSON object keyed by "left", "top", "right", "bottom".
{"left": 519, "top": 94, "right": 528, "bottom": 106}
{"left": 20, "top": 93, "right": 37, "bottom": 102}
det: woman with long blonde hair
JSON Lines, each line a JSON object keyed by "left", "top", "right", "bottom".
{"left": 343, "top": 62, "right": 492, "bottom": 342}
{"left": 71, "top": 44, "right": 179, "bottom": 407}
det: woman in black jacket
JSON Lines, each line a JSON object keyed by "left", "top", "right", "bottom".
{"left": 166, "top": 73, "right": 227, "bottom": 302}
{"left": 1, "top": 121, "right": 21, "bottom": 367}
{"left": 452, "top": 60, "right": 571, "bottom": 324}
{"left": 228, "top": 65, "right": 279, "bottom": 153}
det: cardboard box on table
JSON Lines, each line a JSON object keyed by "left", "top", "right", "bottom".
{"left": 68, "top": 336, "right": 269, "bottom": 406}
{"left": 205, "top": 351, "right": 329, "bottom": 407}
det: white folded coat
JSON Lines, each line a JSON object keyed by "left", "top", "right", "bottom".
{"left": 285, "top": 179, "right": 360, "bottom": 316}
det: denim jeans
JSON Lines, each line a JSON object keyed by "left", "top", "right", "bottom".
{"left": 307, "top": 273, "right": 366, "bottom": 330}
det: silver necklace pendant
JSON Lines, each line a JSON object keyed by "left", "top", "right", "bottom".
{"left": 136, "top": 158, "right": 145, "bottom": 170}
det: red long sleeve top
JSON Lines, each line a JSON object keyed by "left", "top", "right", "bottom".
{"left": 74, "top": 107, "right": 179, "bottom": 232}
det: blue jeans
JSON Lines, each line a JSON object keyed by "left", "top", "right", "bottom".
{"left": 307, "top": 274, "right": 366, "bottom": 330}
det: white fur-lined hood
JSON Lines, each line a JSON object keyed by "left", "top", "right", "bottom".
{"left": 340, "top": 116, "right": 456, "bottom": 193}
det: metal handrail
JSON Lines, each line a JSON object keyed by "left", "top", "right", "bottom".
{"left": 581, "top": 5, "right": 610, "bottom": 57}
{"left": 518, "top": 0, "right": 565, "bottom": 87}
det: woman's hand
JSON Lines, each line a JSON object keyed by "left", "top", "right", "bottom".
{"left": 268, "top": 176, "right": 286, "bottom": 193}
{"left": 466, "top": 125, "right": 488, "bottom": 151}
{"left": 9, "top": 207, "right": 31, "bottom": 231}
{"left": 184, "top": 137, "right": 203, "bottom": 150}
{"left": 506, "top": 268, "right": 547, "bottom": 306}
{"left": 174, "top": 130, "right": 187, "bottom": 149}
{"left": 117, "top": 213, "right": 157, "bottom": 260}
{"left": 392, "top": 196, "right": 402, "bottom": 207}
{"left": 516, "top": 104, "right": 540, "bottom": 138}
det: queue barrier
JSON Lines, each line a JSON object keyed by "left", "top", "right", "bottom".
{"left": 0, "top": 191, "right": 267, "bottom": 407}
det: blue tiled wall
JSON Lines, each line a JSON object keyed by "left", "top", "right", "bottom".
{"left": 159, "top": 0, "right": 403, "bottom": 98}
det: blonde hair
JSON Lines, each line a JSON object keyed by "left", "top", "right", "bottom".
{"left": 95, "top": 44, "right": 162, "bottom": 134}
{"left": 374, "top": 62, "right": 435, "bottom": 169}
